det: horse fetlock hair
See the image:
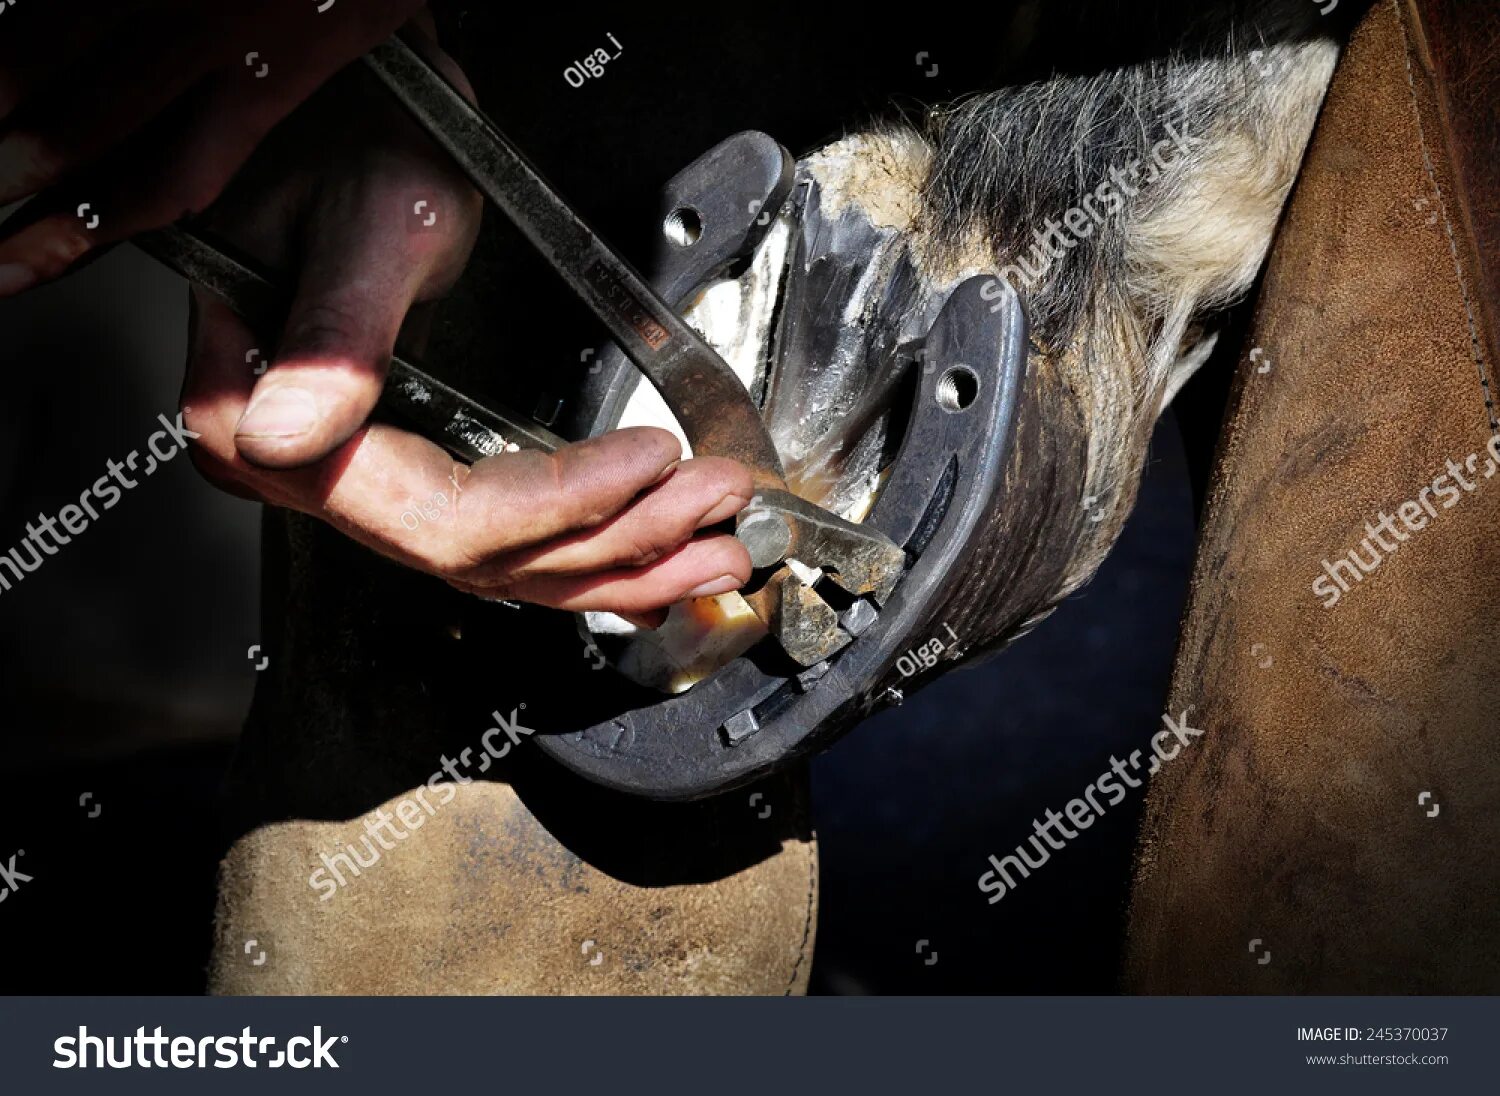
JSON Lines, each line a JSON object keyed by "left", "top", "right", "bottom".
{"left": 809, "top": 0, "right": 1353, "bottom": 602}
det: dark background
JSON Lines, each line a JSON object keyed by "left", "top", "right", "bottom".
{"left": 0, "top": 7, "right": 1225, "bottom": 993}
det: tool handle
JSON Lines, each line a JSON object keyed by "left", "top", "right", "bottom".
{"left": 361, "top": 33, "right": 783, "bottom": 477}
{"left": 135, "top": 226, "right": 563, "bottom": 462}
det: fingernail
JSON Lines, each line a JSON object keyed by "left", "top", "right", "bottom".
{"left": 651, "top": 459, "right": 682, "bottom": 486}
{"left": 235, "top": 386, "right": 320, "bottom": 438}
{"left": 0, "top": 263, "right": 36, "bottom": 297}
{"left": 621, "top": 609, "right": 669, "bottom": 630}
{"left": 685, "top": 573, "right": 743, "bottom": 599}
{"left": 700, "top": 490, "right": 752, "bottom": 526}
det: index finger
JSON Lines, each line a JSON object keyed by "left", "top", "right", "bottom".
{"left": 183, "top": 292, "right": 750, "bottom": 595}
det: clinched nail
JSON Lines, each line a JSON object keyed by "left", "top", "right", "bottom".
{"left": 685, "top": 574, "right": 743, "bottom": 599}
{"left": 0, "top": 263, "right": 36, "bottom": 297}
{"left": 235, "top": 387, "right": 320, "bottom": 439}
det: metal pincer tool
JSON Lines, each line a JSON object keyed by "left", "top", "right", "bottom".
{"left": 135, "top": 30, "right": 1031, "bottom": 799}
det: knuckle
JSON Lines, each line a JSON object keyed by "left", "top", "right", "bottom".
{"left": 424, "top": 537, "right": 487, "bottom": 582}
{"left": 6, "top": 131, "right": 64, "bottom": 194}
{"left": 425, "top": 543, "right": 471, "bottom": 580}
{"left": 447, "top": 574, "right": 516, "bottom": 604}
{"left": 28, "top": 217, "right": 94, "bottom": 279}
{"left": 185, "top": 443, "right": 253, "bottom": 499}
{"left": 281, "top": 301, "right": 364, "bottom": 358}
{"left": 621, "top": 534, "right": 667, "bottom": 569}
{"left": 173, "top": 172, "right": 228, "bottom": 221}
{"left": 185, "top": 444, "right": 220, "bottom": 484}
{"left": 620, "top": 519, "right": 690, "bottom": 568}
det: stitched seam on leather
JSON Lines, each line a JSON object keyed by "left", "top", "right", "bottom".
{"left": 1396, "top": 0, "right": 1497, "bottom": 435}
{"left": 782, "top": 844, "right": 816, "bottom": 995}
{"left": 782, "top": 783, "right": 817, "bottom": 996}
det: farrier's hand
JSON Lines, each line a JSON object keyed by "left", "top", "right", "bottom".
{"left": 0, "top": 0, "right": 432, "bottom": 292}
{"left": 0, "top": 3, "right": 755, "bottom": 616}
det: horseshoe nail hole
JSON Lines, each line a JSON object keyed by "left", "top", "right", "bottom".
{"left": 935, "top": 365, "right": 979, "bottom": 412}
{"left": 663, "top": 207, "right": 703, "bottom": 247}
